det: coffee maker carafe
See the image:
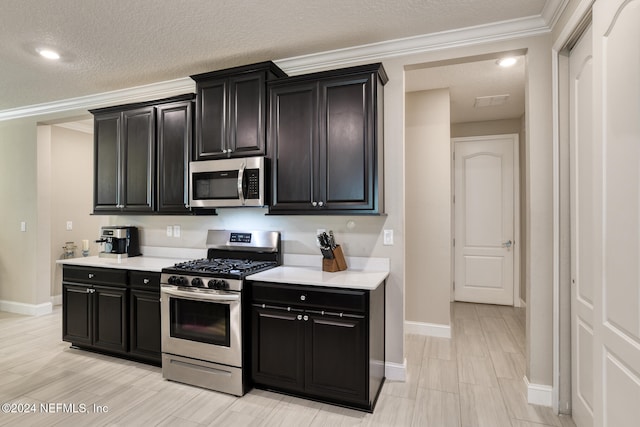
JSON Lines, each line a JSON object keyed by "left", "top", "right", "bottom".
{"left": 96, "top": 226, "right": 141, "bottom": 259}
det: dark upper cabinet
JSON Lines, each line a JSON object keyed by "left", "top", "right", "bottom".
{"left": 191, "top": 61, "right": 287, "bottom": 160}
{"left": 268, "top": 63, "right": 387, "bottom": 215}
{"left": 91, "top": 94, "right": 195, "bottom": 214}
{"left": 156, "top": 100, "right": 192, "bottom": 213}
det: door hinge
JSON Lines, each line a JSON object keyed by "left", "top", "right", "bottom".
{"left": 453, "top": 238, "right": 455, "bottom": 247}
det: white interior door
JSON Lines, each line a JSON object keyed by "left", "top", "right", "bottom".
{"left": 591, "top": 1, "right": 640, "bottom": 425}
{"left": 569, "top": 22, "right": 594, "bottom": 427}
{"left": 453, "top": 134, "right": 517, "bottom": 305}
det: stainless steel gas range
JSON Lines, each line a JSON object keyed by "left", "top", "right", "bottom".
{"left": 160, "top": 229, "right": 281, "bottom": 396}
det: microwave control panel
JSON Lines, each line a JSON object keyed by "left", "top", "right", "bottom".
{"left": 246, "top": 169, "right": 260, "bottom": 199}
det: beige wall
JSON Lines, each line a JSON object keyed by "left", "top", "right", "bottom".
{"left": 0, "top": 119, "right": 39, "bottom": 307}
{"left": 405, "top": 89, "right": 451, "bottom": 326}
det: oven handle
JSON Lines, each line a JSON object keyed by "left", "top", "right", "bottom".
{"left": 161, "top": 287, "right": 240, "bottom": 303}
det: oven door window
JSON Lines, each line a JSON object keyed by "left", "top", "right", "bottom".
{"left": 169, "top": 298, "right": 230, "bottom": 347}
{"left": 192, "top": 171, "right": 239, "bottom": 200}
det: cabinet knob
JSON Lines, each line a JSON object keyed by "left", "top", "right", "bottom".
{"left": 300, "top": 295, "right": 306, "bottom": 301}
{"left": 143, "top": 278, "right": 150, "bottom": 284}
{"left": 297, "top": 314, "right": 302, "bottom": 320}
{"left": 88, "top": 273, "right": 94, "bottom": 279}
{"left": 311, "top": 201, "right": 317, "bottom": 207}
{"left": 303, "top": 315, "right": 309, "bottom": 321}
{"left": 318, "top": 201, "right": 324, "bottom": 207}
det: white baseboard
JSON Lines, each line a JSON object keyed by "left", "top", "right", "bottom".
{"left": 404, "top": 320, "right": 452, "bottom": 338}
{"left": 385, "top": 359, "right": 407, "bottom": 381}
{"left": 519, "top": 298, "right": 527, "bottom": 308}
{"left": 524, "top": 376, "right": 553, "bottom": 407}
{"left": 0, "top": 300, "right": 52, "bottom": 316}
{"left": 51, "top": 294, "right": 62, "bottom": 306}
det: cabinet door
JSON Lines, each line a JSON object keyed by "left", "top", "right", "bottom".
{"left": 94, "top": 112, "right": 121, "bottom": 212}
{"left": 129, "top": 289, "right": 161, "bottom": 362}
{"left": 229, "top": 72, "right": 266, "bottom": 156}
{"left": 157, "top": 101, "right": 192, "bottom": 213}
{"left": 305, "top": 313, "right": 368, "bottom": 405}
{"left": 269, "top": 82, "right": 319, "bottom": 212}
{"left": 195, "top": 78, "right": 227, "bottom": 159}
{"left": 319, "top": 75, "right": 375, "bottom": 211}
{"left": 93, "top": 285, "right": 128, "bottom": 353}
{"left": 122, "top": 107, "right": 155, "bottom": 212}
{"left": 251, "top": 306, "right": 305, "bottom": 392}
{"left": 62, "top": 283, "right": 92, "bottom": 345}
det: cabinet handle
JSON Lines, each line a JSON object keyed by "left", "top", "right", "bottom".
{"left": 297, "top": 314, "right": 302, "bottom": 320}
{"left": 300, "top": 295, "right": 306, "bottom": 301}
{"left": 311, "top": 201, "right": 317, "bottom": 207}
{"left": 303, "top": 315, "right": 309, "bottom": 321}
{"left": 318, "top": 201, "right": 324, "bottom": 207}
{"left": 88, "top": 273, "right": 94, "bottom": 279}
{"left": 143, "top": 278, "right": 150, "bottom": 284}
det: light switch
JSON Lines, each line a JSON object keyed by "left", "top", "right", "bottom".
{"left": 166, "top": 226, "right": 173, "bottom": 237}
{"left": 173, "top": 225, "right": 181, "bottom": 238}
{"left": 20, "top": 221, "right": 27, "bottom": 232}
{"left": 66, "top": 221, "right": 73, "bottom": 230}
{"left": 383, "top": 229, "right": 394, "bottom": 245}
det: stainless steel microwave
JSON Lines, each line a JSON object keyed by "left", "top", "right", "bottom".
{"left": 189, "top": 157, "right": 266, "bottom": 208}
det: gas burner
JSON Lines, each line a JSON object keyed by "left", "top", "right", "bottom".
{"left": 171, "top": 258, "right": 278, "bottom": 277}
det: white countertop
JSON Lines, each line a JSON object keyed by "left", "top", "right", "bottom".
{"left": 247, "top": 265, "right": 389, "bottom": 291}
{"left": 56, "top": 255, "right": 189, "bottom": 272}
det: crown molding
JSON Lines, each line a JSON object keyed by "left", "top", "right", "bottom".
{"left": 0, "top": 78, "right": 195, "bottom": 122}
{"left": 1, "top": 7, "right": 568, "bottom": 122}
{"left": 275, "top": 15, "right": 551, "bottom": 75}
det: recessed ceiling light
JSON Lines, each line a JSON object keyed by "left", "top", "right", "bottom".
{"left": 497, "top": 57, "right": 517, "bottom": 67}
{"left": 37, "top": 48, "right": 61, "bottom": 60}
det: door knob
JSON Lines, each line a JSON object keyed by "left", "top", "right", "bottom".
{"left": 503, "top": 240, "right": 513, "bottom": 249}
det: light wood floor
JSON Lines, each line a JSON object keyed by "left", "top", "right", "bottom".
{"left": 0, "top": 302, "right": 576, "bottom": 426}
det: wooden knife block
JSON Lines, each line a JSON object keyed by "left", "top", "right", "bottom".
{"left": 322, "top": 245, "right": 348, "bottom": 272}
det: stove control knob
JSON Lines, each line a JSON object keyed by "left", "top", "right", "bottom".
{"left": 191, "top": 278, "right": 203, "bottom": 288}
{"left": 217, "top": 280, "right": 229, "bottom": 290}
{"left": 176, "top": 276, "right": 188, "bottom": 286}
{"left": 168, "top": 276, "right": 178, "bottom": 285}
{"left": 207, "top": 280, "right": 217, "bottom": 289}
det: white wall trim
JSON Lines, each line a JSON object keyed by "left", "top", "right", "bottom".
{"left": 385, "top": 359, "right": 407, "bottom": 382}
{"left": 276, "top": 15, "right": 550, "bottom": 75}
{"left": 0, "top": 78, "right": 195, "bottom": 122}
{"left": 0, "top": 300, "right": 53, "bottom": 316}
{"left": 404, "top": 320, "right": 452, "bottom": 338}
{"left": 51, "top": 294, "right": 62, "bottom": 306}
{"left": 520, "top": 298, "right": 527, "bottom": 308}
{"left": 524, "top": 375, "right": 553, "bottom": 407}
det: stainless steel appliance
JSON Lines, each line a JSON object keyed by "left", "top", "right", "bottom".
{"left": 96, "top": 226, "right": 141, "bottom": 259}
{"left": 189, "top": 156, "right": 266, "bottom": 208}
{"left": 160, "top": 229, "right": 281, "bottom": 396}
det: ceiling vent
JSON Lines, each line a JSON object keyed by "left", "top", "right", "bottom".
{"left": 474, "top": 94, "right": 510, "bottom": 108}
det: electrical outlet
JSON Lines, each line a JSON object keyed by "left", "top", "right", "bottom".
{"left": 66, "top": 221, "right": 73, "bottom": 230}
{"left": 166, "top": 225, "right": 173, "bottom": 237}
{"left": 173, "top": 225, "right": 181, "bottom": 238}
{"left": 383, "top": 229, "right": 394, "bottom": 245}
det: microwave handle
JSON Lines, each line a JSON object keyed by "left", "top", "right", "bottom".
{"left": 237, "top": 161, "right": 246, "bottom": 206}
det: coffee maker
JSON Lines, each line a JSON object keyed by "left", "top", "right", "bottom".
{"left": 96, "top": 226, "right": 141, "bottom": 259}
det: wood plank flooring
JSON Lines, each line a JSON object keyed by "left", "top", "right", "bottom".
{"left": 0, "top": 303, "right": 577, "bottom": 426}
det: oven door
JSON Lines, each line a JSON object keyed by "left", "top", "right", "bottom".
{"left": 161, "top": 286, "right": 241, "bottom": 367}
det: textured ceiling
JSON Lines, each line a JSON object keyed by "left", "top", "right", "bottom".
{"left": 0, "top": 0, "right": 548, "bottom": 112}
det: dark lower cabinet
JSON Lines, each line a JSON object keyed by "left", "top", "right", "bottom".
{"left": 62, "top": 282, "right": 127, "bottom": 354}
{"left": 249, "top": 281, "right": 385, "bottom": 412}
{"left": 129, "top": 289, "right": 161, "bottom": 363}
{"left": 92, "top": 285, "right": 128, "bottom": 353}
{"left": 62, "top": 266, "right": 160, "bottom": 365}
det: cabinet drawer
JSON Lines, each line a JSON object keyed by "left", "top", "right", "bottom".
{"left": 63, "top": 266, "right": 127, "bottom": 287}
{"left": 129, "top": 270, "right": 161, "bottom": 290}
{"left": 250, "top": 282, "right": 367, "bottom": 313}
